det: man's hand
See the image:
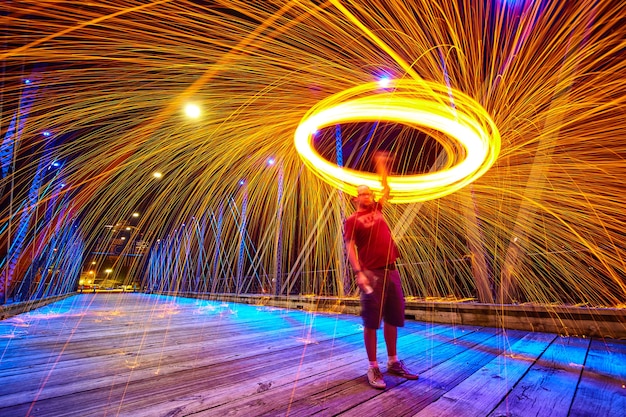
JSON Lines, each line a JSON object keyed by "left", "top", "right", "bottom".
{"left": 374, "top": 151, "right": 392, "bottom": 203}
{"left": 356, "top": 271, "right": 373, "bottom": 294}
{"left": 374, "top": 151, "right": 391, "bottom": 168}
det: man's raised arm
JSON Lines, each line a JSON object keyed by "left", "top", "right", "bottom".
{"left": 374, "top": 151, "right": 391, "bottom": 204}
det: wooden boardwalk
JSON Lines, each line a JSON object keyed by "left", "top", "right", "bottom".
{"left": 0, "top": 294, "right": 624, "bottom": 417}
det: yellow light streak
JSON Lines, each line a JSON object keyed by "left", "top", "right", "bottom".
{"left": 295, "top": 80, "right": 500, "bottom": 203}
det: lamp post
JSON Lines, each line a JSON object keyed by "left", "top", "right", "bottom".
{"left": 104, "top": 268, "right": 112, "bottom": 289}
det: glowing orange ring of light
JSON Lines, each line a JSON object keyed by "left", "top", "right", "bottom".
{"left": 294, "top": 80, "right": 500, "bottom": 203}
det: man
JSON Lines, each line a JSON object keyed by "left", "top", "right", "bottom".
{"left": 344, "top": 152, "right": 418, "bottom": 389}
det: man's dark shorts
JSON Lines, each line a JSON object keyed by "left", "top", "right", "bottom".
{"left": 360, "top": 268, "right": 405, "bottom": 329}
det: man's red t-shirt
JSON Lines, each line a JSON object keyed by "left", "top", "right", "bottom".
{"left": 344, "top": 202, "right": 399, "bottom": 270}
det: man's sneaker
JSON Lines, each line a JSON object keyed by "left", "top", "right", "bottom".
{"left": 367, "top": 366, "right": 386, "bottom": 389}
{"left": 387, "top": 360, "right": 419, "bottom": 380}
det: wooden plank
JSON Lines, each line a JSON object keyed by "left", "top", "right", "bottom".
{"left": 0, "top": 304, "right": 369, "bottom": 416}
{"left": 0, "top": 293, "right": 363, "bottom": 353}
{"left": 0, "top": 307, "right": 358, "bottom": 370}
{"left": 0, "top": 322, "right": 360, "bottom": 399}
{"left": 0, "top": 293, "right": 623, "bottom": 417}
{"left": 100, "top": 321, "right": 453, "bottom": 417}
{"left": 181, "top": 291, "right": 626, "bottom": 338}
{"left": 0, "top": 321, "right": 439, "bottom": 417}
{"left": 123, "top": 323, "right": 464, "bottom": 416}
{"left": 0, "top": 303, "right": 367, "bottom": 403}
{"left": 1, "top": 332, "right": 366, "bottom": 416}
{"left": 410, "top": 331, "right": 556, "bottom": 416}
{"left": 569, "top": 338, "right": 626, "bottom": 417}
{"left": 338, "top": 329, "right": 537, "bottom": 417}
{"left": 488, "top": 335, "right": 590, "bottom": 417}
{"left": 197, "top": 326, "right": 502, "bottom": 416}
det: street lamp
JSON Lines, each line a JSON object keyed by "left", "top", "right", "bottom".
{"left": 184, "top": 103, "right": 201, "bottom": 119}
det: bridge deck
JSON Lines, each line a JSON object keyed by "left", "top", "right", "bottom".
{"left": 0, "top": 293, "right": 624, "bottom": 416}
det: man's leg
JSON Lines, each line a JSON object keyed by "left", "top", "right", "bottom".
{"left": 361, "top": 271, "right": 387, "bottom": 389}
{"left": 384, "top": 322, "right": 418, "bottom": 379}
{"left": 383, "top": 322, "right": 397, "bottom": 357}
{"left": 364, "top": 327, "right": 386, "bottom": 389}
{"left": 364, "top": 327, "right": 378, "bottom": 361}
{"left": 383, "top": 271, "right": 418, "bottom": 380}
